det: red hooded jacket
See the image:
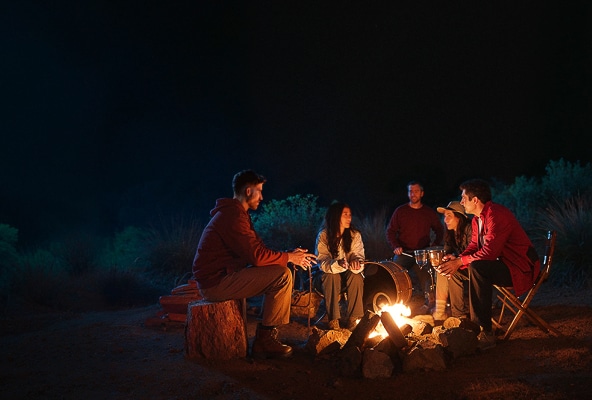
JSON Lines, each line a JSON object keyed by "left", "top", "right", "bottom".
{"left": 192, "top": 198, "right": 288, "bottom": 290}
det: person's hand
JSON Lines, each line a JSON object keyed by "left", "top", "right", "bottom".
{"left": 289, "top": 248, "right": 317, "bottom": 270}
{"left": 441, "top": 254, "right": 456, "bottom": 263}
{"left": 393, "top": 247, "right": 403, "bottom": 256}
{"left": 348, "top": 259, "right": 363, "bottom": 271}
{"left": 438, "top": 257, "right": 462, "bottom": 278}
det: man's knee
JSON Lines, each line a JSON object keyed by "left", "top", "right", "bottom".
{"left": 278, "top": 265, "right": 293, "bottom": 284}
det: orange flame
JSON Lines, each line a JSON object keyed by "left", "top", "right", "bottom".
{"left": 368, "top": 302, "right": 411, "bottom": 339}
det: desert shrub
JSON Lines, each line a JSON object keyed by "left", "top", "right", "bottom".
{"left": 493, "top": 159, "right": 592, "bottom": 287}
{"left": 358, "top": 206, "right": 393, "bottom": 261}
{"left": 494, "top": 159, "right": 592, "bottom": 233}
{"left": 99, "top": 226, "right": 152, "bottom": 271}
{"left": 541, "top": 158, "right": 592, "bottom": 200}
{"left": 10, "top": 248, "right": 70, "bottom": 310}
{"left": 252, "top": 194, "right": 326, "bottom": 252}
{"left": 143, "top": 215, "right": 204, "bottom": 288}
{"left": 492, "top": 175, "right": 543, "bottom": 233}
{"left": 48, "top": 232, "right": 104, "bottom": 277}
{"left": 539, "top": 194, "right": 592, "bottom": 288}
{"left": 12, "top": 245, "right": 165, "bottom": 311}
{"left": 98, "top": 267, "right": 165, "bottom": 309}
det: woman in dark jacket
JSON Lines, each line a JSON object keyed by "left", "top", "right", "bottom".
{"left": 433, "top": 201, "right": 472, "bottom": 321}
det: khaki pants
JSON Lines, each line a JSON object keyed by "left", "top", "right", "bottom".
{"left": 321, "top": 270, "right": 364, "bottom": 321}
{"left": 199, "top": 265, "right": 293, "bottom": 327}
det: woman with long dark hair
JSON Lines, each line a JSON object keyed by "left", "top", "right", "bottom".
{"left": 433, "top": 201, "right": 472, "bottom": 322}
{"left": 315, "top": 201, "right": 365, "bottom": 330}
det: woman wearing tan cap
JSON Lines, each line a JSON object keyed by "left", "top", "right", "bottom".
{"left": 433, "top": 201, "right": 472, "bottom": 322}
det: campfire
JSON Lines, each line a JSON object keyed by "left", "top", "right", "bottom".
{"left": 305, "top": 301, "right": 480, "bottom": 379}
{"left": 367, "top": 302, "right": 412, "bottom": 339}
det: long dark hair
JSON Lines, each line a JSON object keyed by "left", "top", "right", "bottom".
{"left": 323, "top": 201, "right": 358, "bottom": 258}
{"left": 444, "top": 212, "right": 472, "bottom": 255}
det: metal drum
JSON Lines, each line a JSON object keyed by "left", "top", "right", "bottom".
{"left": 362, "top": 260, "right": 413, "bottom": 313}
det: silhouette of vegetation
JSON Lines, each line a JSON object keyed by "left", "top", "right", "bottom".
{"left": 1, "top": 159, "right": 590, "bottom": 313}
{"left": 494, "top": 159, "right": 592, "bottom": 288}
{"left": 252, "top": 194, "right": 326, "bottom": 252}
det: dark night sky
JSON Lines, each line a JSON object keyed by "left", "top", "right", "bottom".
{"left": 2, "top": 2, "right": 591, "bottom": 246}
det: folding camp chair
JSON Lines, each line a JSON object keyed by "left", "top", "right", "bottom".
{"left": 290, "top": 265, "right": 315, "bottom": 331}
{"left": 491, "top": 230, "right": 563, "bottom": 340}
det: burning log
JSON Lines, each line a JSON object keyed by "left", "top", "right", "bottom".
{"left": 342, "top": 310, "right": 381, "bottom": 351}
{"left": 185, "top": 299, "right": 247, "bottom": 360}
{"left": 396, "top": 315, "right": 432, "bottom": 336}
{"left": 380, "top": 311, "right": 408, "bottom": 349}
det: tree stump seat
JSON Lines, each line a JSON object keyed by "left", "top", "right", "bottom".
{"left": 185, "top": 299, "right": 248, "bottom": 360}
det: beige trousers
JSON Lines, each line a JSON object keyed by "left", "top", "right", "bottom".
{"left": 199, "top": 265, "right": 293, "bottom": 327}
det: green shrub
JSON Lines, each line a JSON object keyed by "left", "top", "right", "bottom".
{"left": 143, "top": 216, "right": 204, "bottom": 287}
{"left": 493, "top": 159, "right": 592, "bottom": 288}
{"left": 494, "top": 159, "right": 592, "bottom": 233}
{"left": 48, "top": 232, "right": 104, "bottom": 277}
{"left": 539, "top": 194, "right": 592, "bottom": 288}
{"left": 98, "top": 268, "right": 165, "bottom": 309}
{"left": 492, "top": 175, "right": 543, "bottom": 233}
{"left": 10, "top": 248, "right": 70, "bottom": 310}
{"left": 542, "top": 158, "right": 592, "bottom": 200}
{"left": 358, "top": 206, "right": 393, "bottom": 261}
{"left": 252, "top": 194, "right": 325, "bottom": 252}
{"left": 99, "top": 226, "right": 152, "bottom": 271}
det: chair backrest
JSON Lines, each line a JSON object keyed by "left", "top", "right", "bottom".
{"left": 538, "top": 230, "right": 557, "bottom": 283}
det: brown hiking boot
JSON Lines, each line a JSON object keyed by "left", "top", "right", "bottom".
{"left": 251, "top": 324, "right": 293, "bottom": 359}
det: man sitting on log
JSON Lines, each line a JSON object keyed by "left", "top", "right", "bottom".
{"left": 192, "top": 169, "right": 317, "bottom": 359}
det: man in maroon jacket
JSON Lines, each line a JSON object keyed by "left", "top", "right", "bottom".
{"left": 192, "top": 169, "right": 316, "bottom": 359}
{"left": 437, "top": 178, "right": 540, "bottom": 350}
{"left": 386, "top": 181, "right": 444, "bottom": 312}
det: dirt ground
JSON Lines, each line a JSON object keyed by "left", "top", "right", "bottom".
{"left": 1, "top": 284, "right": 591, "bottom": 400}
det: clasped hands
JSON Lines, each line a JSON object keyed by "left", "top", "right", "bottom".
{"left": 290, "top": 247, "right": 317, "bottom": 270}
{"left": 338, "top": 258, "right": 363, "bottom": 271}
{"left": 437, "top": 255, "right": 463, "bottom": 278}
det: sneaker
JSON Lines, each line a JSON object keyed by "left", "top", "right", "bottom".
{"left": 477, "top": 330, "right": 496, "bottom": 351}
{"left": 432, "top": 312, "right": 448, "bottom": 321}
{"left": 328, "top": 319, "right": 340, "bottom": 330}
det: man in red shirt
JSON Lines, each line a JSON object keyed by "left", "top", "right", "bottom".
{"left": 386, "top": 181, "right": 444, "bottom": 312}
{"left": 193, "top": 169, "right": 316, "bottom": 359}
{"left": 438, "top": 178, "right": 540, "bottom": 350}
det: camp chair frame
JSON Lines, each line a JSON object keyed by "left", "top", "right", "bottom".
{"left": 492, "top": 230, "right": 563, "bottom": 340}
{"left": 290, "top": 265, "right": 315, "bottom": 331}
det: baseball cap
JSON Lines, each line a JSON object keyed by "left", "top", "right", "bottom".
{"left": 437, "top": 201, "right": 467, "bottom": 218}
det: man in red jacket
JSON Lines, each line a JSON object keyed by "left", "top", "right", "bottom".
{"left": 192, "top": 169, "right": 316, "bottom": 359}
{"left": 437, "top": 178, "right": 540, "bottom": 350}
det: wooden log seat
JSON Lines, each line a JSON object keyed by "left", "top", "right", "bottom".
{"left": 185, "top": 299, "right": 248, "bottom": 360}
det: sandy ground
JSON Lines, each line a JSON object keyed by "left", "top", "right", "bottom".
{"left": 1, "top": 284, "right": 592, "bottom": 400}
